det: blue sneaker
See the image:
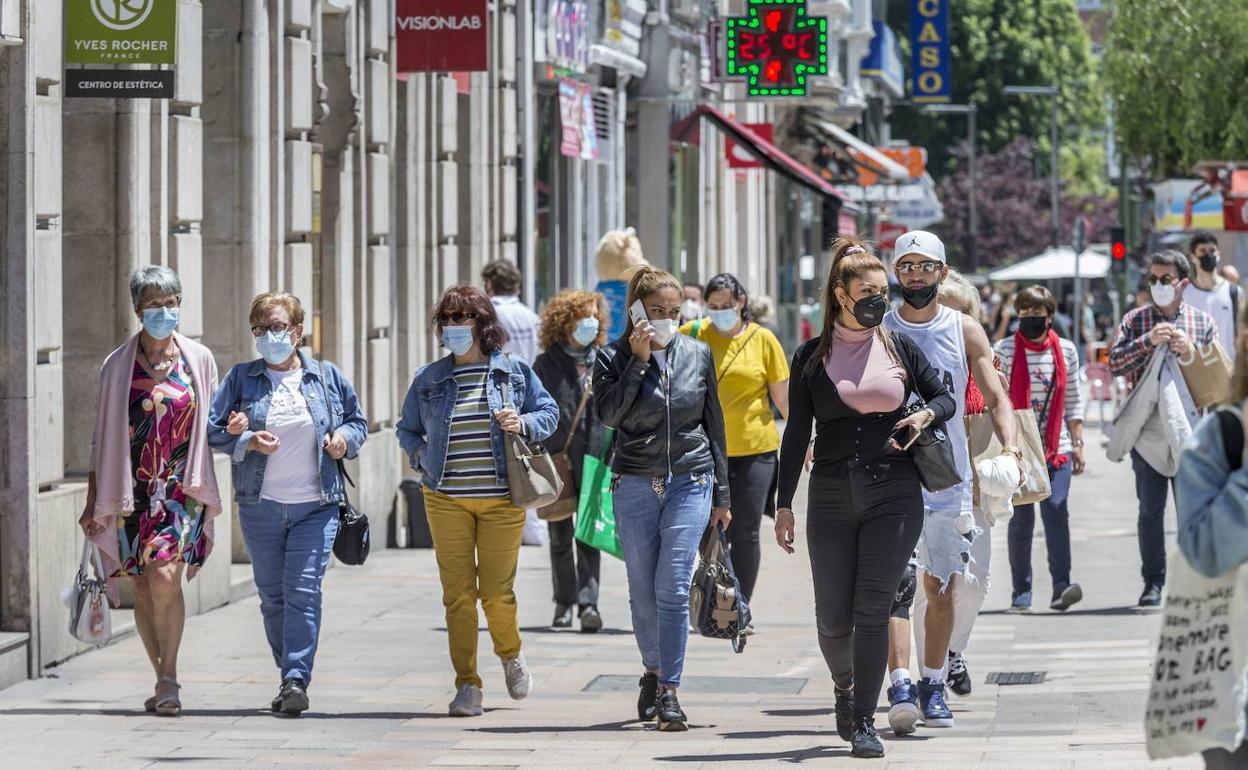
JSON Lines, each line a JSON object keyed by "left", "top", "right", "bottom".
{"left": 1008, "top": 590, "right": 1033, "bottom": 613}
{"left": 887, "top": 678, "right": 920, "bottom": 735}
{"left": 917, "top": 678, "right": 954, "bottom": 728}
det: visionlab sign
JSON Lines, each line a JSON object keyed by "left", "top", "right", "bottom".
{"left": 395, "top": 0, "right": 489, "bottom": 73}
{"left": 65, "top": 0, "right": 177, "bottom": 65}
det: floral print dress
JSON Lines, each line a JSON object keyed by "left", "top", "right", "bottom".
{"left": 115, "top": 355, "right": 207, "bottom": 576}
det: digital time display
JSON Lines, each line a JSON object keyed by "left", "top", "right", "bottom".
{"left": 725, "top": 0, "right": 828, "bottom": 98}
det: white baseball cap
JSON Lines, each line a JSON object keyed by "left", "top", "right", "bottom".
{"left": 894, "top": 230, "right": 946, "bottom": 264}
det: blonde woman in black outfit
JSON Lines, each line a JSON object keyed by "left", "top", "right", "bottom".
{"left": 774, "top": 239, "right": 955, "bottom": 758}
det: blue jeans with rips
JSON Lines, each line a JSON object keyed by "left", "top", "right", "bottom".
{"left": 612, "top": 472, "right": 713, "bottom": 688}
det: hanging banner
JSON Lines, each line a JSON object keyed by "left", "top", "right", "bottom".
{"left": 725, "top": 123, "right": 773, "bottom": 169}
{"left": 558, "top": 78, "right": 598, "bottom": 160}
{"left": 395, "top": 0, "right": 489, "bottom": 73}
{"left": 65, "top": 0, "right": 177, "bottom": 65}
{"left": 909, "top": 0, "right": 950, "bottom": 103}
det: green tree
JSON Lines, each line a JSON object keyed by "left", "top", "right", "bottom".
{"left": 1103, "top": 0, "right": 1248, "bottom": 177}
{"left": 885, "top": 0, "right": 1104, "bottom": 181}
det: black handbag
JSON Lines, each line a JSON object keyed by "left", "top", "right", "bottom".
{"left": 317, "top": 359, "right": 370, "bottom": 565}
{"left": 894, "top": 341, "right": 963, "bottom": 493}
{"left": 689, "top": 522, "right": 752, "bottom": 653}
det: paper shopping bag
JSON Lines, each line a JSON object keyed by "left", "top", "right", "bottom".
{"left": 967, "top": 409, "right": 1051, "bottom": 507}
{"left": 1179, "top": 341, "right": 1233, "bottom": 409}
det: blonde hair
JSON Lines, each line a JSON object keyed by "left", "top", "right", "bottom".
{"left": 806, "top": 237, "right": 900, "bottom": 376}
{"left": 595, "top": 227, "right": 647, "bottom": 281}
{"left": 623, "top": 265, "right": 682, "bottom": 337}
{"left": 249, "top": 292, "right": 305, "bottom": 327}
{"left": 939, "top": 268, "right": 981, "bottom": 319}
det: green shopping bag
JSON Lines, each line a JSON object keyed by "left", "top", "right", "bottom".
{"left": 574, "top": 429, "right": 623, "bottom": 559}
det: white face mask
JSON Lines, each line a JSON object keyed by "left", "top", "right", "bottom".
{"left": 650, "top": 319, "right": 678, "bottom": 346}
{"left": 681, "top": 299, "right": 703, "bottom": 320}
{"left": 1150, "top": 282, "right": 1177, "bottom": 308}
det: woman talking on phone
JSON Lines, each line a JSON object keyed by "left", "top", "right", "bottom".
{"left": 593, "top": 265, "right": 731, "bottom": 732}
{"left": 775, "top": 239, "right": 954, "bottom": 759}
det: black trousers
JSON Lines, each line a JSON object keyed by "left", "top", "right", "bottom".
{"left": 1131, "top": 450, "right": 1176, "bottom": 587}
{"left": 725, "top": 452, "right": 777, "bottom": 601}
{"left": 806, "top": 461, "right": 925, "bottom": 720}
{"left": 548, "top": 516, "right": 601, "bottom": 609}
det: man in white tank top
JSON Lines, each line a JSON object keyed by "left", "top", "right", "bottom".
{"left": 882, "top": 231, "right": 1022, "bottom": 729}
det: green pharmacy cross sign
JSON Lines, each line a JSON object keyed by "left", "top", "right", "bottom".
{"left": 725, "top": 0, "right": 828, "bottom": 98}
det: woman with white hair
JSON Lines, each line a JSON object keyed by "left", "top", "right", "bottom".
{"left": 78, "top": 265, "right": 224, "bottom": 717}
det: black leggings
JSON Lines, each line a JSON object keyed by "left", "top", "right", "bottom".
{"left": 806, "top": 462, "right": 924, "bottom": 720}
{"left": 725, "top": 452, "right": 777, "bottom": 601}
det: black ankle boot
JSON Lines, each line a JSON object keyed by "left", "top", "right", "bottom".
{"left": 637, "top": 672, "right": 659, "bottom": 721}
{"left": 834, "top": 686, "right": 855, "bottom": 742}
{"left": 656, "top": 689, "right": 688, "bottom": 732}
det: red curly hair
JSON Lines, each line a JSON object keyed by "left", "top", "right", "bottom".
{"left": 431, "top": 286, "right": 508, "bottom": 355}
{"left": 539, "top": 290, "right": 609, "bottom": 349}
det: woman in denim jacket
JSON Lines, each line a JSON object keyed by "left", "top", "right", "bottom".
{"left": 1175, "top": 307, "right": 1248, "bottom": 770}
{"left": 207, "top": 292, "right": 368, "bottom": 717}
{"left": 397, "top": 285, "right": 559, "bottom": 718}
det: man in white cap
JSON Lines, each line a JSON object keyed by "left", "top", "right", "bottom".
{"left": 882, "top": 231, "right": 1021, "bottom": 730}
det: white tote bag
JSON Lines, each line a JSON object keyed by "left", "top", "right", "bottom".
{"left": 1145, "top": 554, "right": 1248, "bottom": 759}
{"left": 64, "top": 540, "right": 112, "bottom": 646}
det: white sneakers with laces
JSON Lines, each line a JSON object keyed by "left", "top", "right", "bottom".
{"left": 502, "top": 653, "right": 533, "bottom": 700}
{"left": 448, "top": 684, "right": 483, "bottom": 717}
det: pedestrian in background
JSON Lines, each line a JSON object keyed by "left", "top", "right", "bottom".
{"left": 993, "top": 286, "right": 1085, "bottom": 613}
{"left": 594, "top": 265, "right": 732, "bottom": 732}
{"left": 1108, "top": 250, "right": 1217, "bottom": 607}
{"left": 683, "top": 273, "right": 789, "bottom": 609}
{"left": 533, "top": 290, "right": 609, "bottom": 633}
{"left": 1183, "top": 231, "right": 1240, "bottom": 362}
{"left": 208, "top": 292, "right": 368, "bottom": 716}
{"left": 680, "top": 280, "right": 704, "bottom": 324}
{"left": 397, "top": 286, "right": 559, "bottom": 718}
{"left": 79, "top": 265, "right": 223, "bottom": 717}
{"left": 1175, "top": 300, "right": 1248, "bottom": 770}
{"left": 776, "top": 239, "right": 955, "bottom": 758}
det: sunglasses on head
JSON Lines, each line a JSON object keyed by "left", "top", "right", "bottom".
{"left": 438, "top": 311, "right": 478, "bottom": 325}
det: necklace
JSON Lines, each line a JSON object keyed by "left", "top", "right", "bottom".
{"left": 143, "top": 342, "right": 179, "bottom": 372}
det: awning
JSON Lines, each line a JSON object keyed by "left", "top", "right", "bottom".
{"left": 988, "top": 247, "right": 1110, "bottom": 281}
{"left": 805, "top": 118, "right": 910, "bottom": 181}
{"left": 590, "top": 44, "right": 647, "bottom": 79}
{"left": 671, "top": 105, "right": 843, "bottom": 202}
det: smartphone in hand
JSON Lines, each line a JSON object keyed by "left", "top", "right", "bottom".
{"left": 629, "top": 299, "right": 647, "bottom": 326}
{"left": 889, "top": 424, "right": 921, "bottom": 451}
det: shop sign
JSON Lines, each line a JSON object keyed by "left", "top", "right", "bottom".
{"left": 395, "top": 0, "right": 489, "bottom": 73}
{"left": 725, "top": 123, "right": 773, "bottom": 169}
{"left": 724, "top": 0, "right": 828, "bottom": 98}
{"left": 909, "top": 0, "right": 950, "bottom": 103}
{"left": 558, "top": 78, "right": 598, "bottom": 161}
{"left": 541, "top": 0, "right": 590, "bottom": 74}
{"left": 64, "top": 68, "right": 174, "bottom": 98}
{"left": 860, "top": 21, "right": 904, "bottom": 99}
{"left": 65, "top": 0, "right": 177, "bottom": 65}
{"left": 852, "top": 145, "right": 927, "bottom": 186}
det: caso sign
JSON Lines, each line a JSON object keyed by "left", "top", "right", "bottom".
{"left": 396, "top": 0, "right": 489, "bottom": 73}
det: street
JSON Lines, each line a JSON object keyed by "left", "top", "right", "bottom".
{"left": 0, "top": 425, "right": 1198, "bottom": 769}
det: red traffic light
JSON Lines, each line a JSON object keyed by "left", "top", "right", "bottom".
{"left": 1112, "top": 242, "right": 1126, "bottom": 260}
{"left": 1110, "top": 226, "right": 1126, "bottom": 261}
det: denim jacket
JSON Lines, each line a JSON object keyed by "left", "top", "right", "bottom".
{"left": 1175, "top": 403, "right": 1248, "bottom": 578}
{"left": 207, "top": 351, "right": 369, "bottom": 505}
{"left": 396, "top": 352, "right": 559, "bottom": 491}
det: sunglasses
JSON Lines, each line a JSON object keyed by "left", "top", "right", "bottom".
{"left": 1146, "top": 275, "right": 1179, "bottom": 286}
{"left": 895, "top": 261, "right": 942, "bottom": 275}
{"left": 438, "top": 312, "right": 478, "bottom": 325}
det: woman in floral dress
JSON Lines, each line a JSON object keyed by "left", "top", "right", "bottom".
{"left": 80, "top": 266, "right": 223, "bottom": 717}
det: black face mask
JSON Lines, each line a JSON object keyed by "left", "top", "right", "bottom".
{"left": 1019, "top": 316, "right": 1049, "bottom": 340}
{"left": 1198, "top": 253, "right": 1219, "bottom": 273}
{"left": 852, "top": 294, "right": 888, "bottom": 328}
{"left": 900, "top": 283, "right": 939, "bottom": 309}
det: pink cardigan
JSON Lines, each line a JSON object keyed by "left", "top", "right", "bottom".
{"left": 87, "top": 332, "right": 223, "bottom": 600}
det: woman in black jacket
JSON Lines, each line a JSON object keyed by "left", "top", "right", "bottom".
{"left": 774, "top": 239, "right": 955, "bottom": 759}
{"left": 593, "top": 265, "right": 731, "bottom": 732}
{"left": 532, "top": 290, "right": 609, "bottom": 633}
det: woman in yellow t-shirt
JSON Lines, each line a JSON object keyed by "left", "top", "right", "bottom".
{"left": 682, "top": 273, "right": 790, "bottom": 606}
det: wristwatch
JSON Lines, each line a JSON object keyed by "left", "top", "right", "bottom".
{"left": 1071, "top": 439, "right": 1085, "bottom": 448}
{"left": 1001, "top": 445, "right": 1024, "bottom": 459}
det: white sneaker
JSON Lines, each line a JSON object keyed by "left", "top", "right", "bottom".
{"left": 502, "top": 653, "right": 533, "bottom": 700}
{"left": 448, "top": 684, "right": 483, "bottom": 717}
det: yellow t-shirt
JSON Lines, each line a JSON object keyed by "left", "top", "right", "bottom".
{"left": 681, "top": 320, "right": 790, "bottom": 457}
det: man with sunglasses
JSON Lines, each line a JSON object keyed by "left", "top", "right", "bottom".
{"left": 883, "top": 231, "right": 1021, "bottom": 731}
{"left": 1109, "top": 250, "right": 1218, "bottom": 607}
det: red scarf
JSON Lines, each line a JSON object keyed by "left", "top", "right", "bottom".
{"left": 1009, "top": 329, "right": 1067, "bottom": 468}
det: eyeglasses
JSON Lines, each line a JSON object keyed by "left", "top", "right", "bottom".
{"left": 1146, "top": 274, "right": 1178, "bottom": 286}
{"left": 438, "top": 312, "right": 478, "bottom": 325}
{"left": 250, "top": 323, "right": 293, "bottom": 338}
{"left": 895, "top": 261, "right": 942, "bottom": 275}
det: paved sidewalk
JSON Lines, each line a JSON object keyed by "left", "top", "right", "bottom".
{"left": 0, "top": 428, "right": 1200, "bottom": 769}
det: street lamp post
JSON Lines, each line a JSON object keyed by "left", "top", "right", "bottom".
{"left": 922, "top": 103, "right": 979, "bottom": 271}
{"left": 1004, "top": 85, "right": 1061, "bottom": 248}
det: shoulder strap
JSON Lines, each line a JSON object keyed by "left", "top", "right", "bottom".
{"left": 1218, "top": 407, "right": 1243, "bottom": 471}
{"left": 686, "top": 319, "right": 702, "bottom": 338}
{"left": 563, "top": 382, "right": 593, "bottom": 454}
{"left": 1231, "top": 284, "right": 1240, "bottom": 330}
{"left": 715, "top": 324, "right": 761, "bottom": 383}
{"left": 315, "top": 358, "right": 355, "bottom": 490}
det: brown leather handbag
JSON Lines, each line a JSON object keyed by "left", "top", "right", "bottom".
{"left": 537, "top": 383, "right": 592, "bottom": 522}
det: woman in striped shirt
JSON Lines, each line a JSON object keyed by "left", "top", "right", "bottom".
{"left": 992, "top": 285, "right": 1085, "bottom": 614}
{"left": 397, "top": 286, "right": 559, "bottom": 718}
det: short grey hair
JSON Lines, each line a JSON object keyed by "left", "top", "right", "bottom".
{"left": 939, "top": 268, "right": 981, "bottom": 319}
{"left": 129, "top": 265, "right": 182, "bottom": 310}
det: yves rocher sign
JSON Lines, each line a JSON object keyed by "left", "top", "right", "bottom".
{"left": 395, "top": 0, "right": 489, "bottom": 73}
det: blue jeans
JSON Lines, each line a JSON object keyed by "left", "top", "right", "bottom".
{"left": 1008, "top": 462, "right": 1074, "bottom": 598}
{"left": 238, "top": 499, "right": 339, "bottom": 685}
{"left": 612, "top": 472, "right": 713, "bottom": 688}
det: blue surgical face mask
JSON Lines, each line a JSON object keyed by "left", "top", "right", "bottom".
{"left": 442, "top": 324, "right": 475, "bottom": 356}
{"left": 256, "top": 329, "right": 296, "bottom": 366}
{"left": 707, "top": 307, "right": 740, "bottom": 332}
{"left": 141, "top": 307, "right": 180, "bottom": 340}
{"left": 572, "top": 316, "right": 599, "bottom": 347}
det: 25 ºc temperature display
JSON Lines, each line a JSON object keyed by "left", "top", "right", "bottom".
{"left": 724, "top": 1, "right": 828, "bottom": 97}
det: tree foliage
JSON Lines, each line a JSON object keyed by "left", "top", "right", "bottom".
{"left": 1103, "top": 0, "right": 1248, "bottom": 177}
{"left": 885, "top": 0, "right": 1104, "bottom": 181}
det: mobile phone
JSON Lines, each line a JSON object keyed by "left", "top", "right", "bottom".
{"left": 629, "top": 299, "right": 648, "bottom": 326}
{"left": 889, "top": 425, "right": 920, "bottom": 451}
